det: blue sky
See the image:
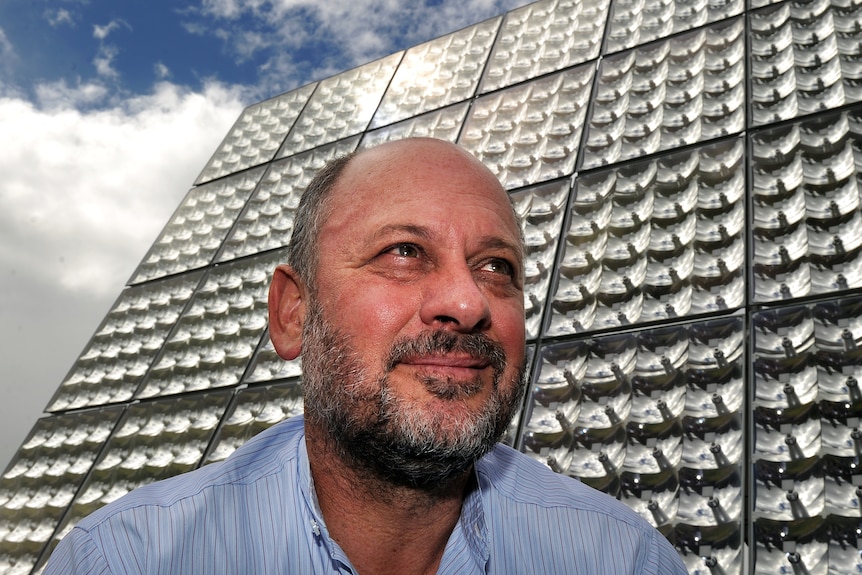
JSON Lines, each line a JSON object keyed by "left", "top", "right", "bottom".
{"left": 0, "top": 0, "right": 528, "bottom": 470}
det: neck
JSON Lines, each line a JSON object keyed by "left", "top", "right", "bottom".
{"left": 305, "top": 421, "right": 472, "bottom": 575}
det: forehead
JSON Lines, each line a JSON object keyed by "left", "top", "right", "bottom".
{"left": 322, "top": 140, "right": 520, "bottom": 239}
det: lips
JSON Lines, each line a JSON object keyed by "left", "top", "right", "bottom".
{"left": 383, "top": 330, "right": 507, "bottom": 381}
{"left": 392, "top": 354, "right": 491, "bottom": 402}
{"left": 400, "top": 354, "right": 490, "bottom": 370}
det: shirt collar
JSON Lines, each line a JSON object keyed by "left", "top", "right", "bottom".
{"left": 297, "top": 428, "right": 323, "bottom": 531}
{"left": 297, "top": 423, "right": 355, "bottom": 570}
{"left": 458, "top": 465, "right": 491, "bottom": 562}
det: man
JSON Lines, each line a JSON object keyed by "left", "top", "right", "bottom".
{"left": 45, "top": 138, "right": 687, "bottom": 574}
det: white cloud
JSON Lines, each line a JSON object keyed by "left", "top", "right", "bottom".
{"left": 191, "top": 0, "right": 529, "bottom": 92}
{"left": 45, "top": 8, "right": 75, "bottom": 27}
{"left": 182, "top": 21, "right": 208, "bottom": 36}
{"left": 90, "top": 20, "right": 133, "bottom": 78}
{"left": 92, "top": 19, "right": 130, "bottom": 40}
{"left": 0, "top": 80, "right": 247, "bottom": 298}
{"left": 34, "top": 79, "right": 109, "bottom": 109}
{"left": 200, "top": 0, "right": 257, "bottom": 19}
{"left": 233, "top": 30, "right": 271, "bottom": 62}
{"left": 0, "top": 27, "right": 18, "bottom": 98}
{"left": 93, "top": 44, "right": 119, "bottom": 78}
{"left": 154, "top": 61, "right": 171, "bottom": 79}
{"left": 0, "top": 26, "right": 15, "bottom": 63}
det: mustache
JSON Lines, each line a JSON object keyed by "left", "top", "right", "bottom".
{"left": 384, "top": 331, "right": 507, "bottom": 375}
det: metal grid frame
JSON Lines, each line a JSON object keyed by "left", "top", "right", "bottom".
{"left": 8, "top": 0, "right": 862, "bottom": 572}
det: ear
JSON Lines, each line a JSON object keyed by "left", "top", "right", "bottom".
{"left": 268, "top": 264, "right": 307, "bottom": 360}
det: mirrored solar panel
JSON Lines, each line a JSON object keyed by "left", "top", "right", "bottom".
{"left": 135, "top": 250, "right": 285, "bottom": 399}
{"left": 520, "top": 316, "right": 744, "bottom": 545}
{"left": 130, "top": 166, "right": 266, "bottom": 285}
{"left": 751, "top": 109, "right": 862, "bottom": 302}
{"left": 753, "top": 457, "right": 825, "bottom": 521}
{"left": 620, "top": 468, "right": 680, "bottom": 529}
{"left": 754, "top": 404, "right": 822, "bottom": 462}
{"left": 823, "top": 457, "right": 862, "bottom": 518}
{"left": 754, "top": 515, "right": 827, "bottom": 575}
{"left": 361, "top": 103, "right": 469, "bottom": 149}
{"left": 682, "top": 412, "right": 744, "bottom": 470}
{"left": 278, "top": 53, "right": 402, "bottom": 157}
{"left": 205, "top": 381, "right": 304, "bottom": 464}
{"left": 750, "top": 294, "right": 862, "bottom": 573}
{"left": 218, "top": 137, "right": 360, "bottom": 263}
{"left": 753, "top": 305, "right": 815, "bottom": 358}
{"left": 479, "top": 0, "right": 610, "bottom": 94}
{"left": 750, "top": 0, "right": 862, "bottom": 126}
{"left": 47, "top": 394, "right": 229, "bottom": 553}
{"left": 677, "top": 521, "right": 744, "bottom": 574}
{"left": 47, "top": 272, "right": 203, "bottom": 413}
{"left": 677, "top": 466, "right": 743, "bottom": 526}
{"left": 546, "top": 139, "right": 745, "bottom": 336}
{"left": 606, "top": 0, "right": 743, "bottom": 53}
{"left": 0, "top": 409, "right": 122, "bottom": 574}
{"left": 195, "top": 84, "right": 317, "bottom": 185}
{"left": 582, "top": 18, "right": 745, "bottom": 169}
{"left": 823, "top": 515, "right": 862, "bottom": 572}
{"left": 511, "top": 179, "right": 571, "bottom": 339}
{"left": 370, "top": 18, "right": 499, "bottom": 129}
{"left": 458, "top": 64, "right": 594, "bottom": 190}
{"left": 519, "top": 340, "right": 587, "bottom": 471}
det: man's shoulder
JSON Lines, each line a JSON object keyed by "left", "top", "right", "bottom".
{"left": 77, "top": 415, "right": 307, "bottom": 530}
{"left": 478, "top": 443, "right": 650, "bottom": 527}
{"left": 476, "top": 445, "right": 688, "bottom": 574}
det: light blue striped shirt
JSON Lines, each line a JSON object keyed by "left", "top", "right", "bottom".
{"left": 45, "top": 416, "right": 687, "bottom": 574}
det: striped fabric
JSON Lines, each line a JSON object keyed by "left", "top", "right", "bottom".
{"left": 44, "top": 416, "right": 687, "bottom": 574}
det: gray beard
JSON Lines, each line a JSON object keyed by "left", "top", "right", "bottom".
{"left": 299, "top": 299, "right": 526, "bottom": 489}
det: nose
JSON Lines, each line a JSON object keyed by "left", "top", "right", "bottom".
{"left": 419, "top": 263, "right": 491, "bottom": 332}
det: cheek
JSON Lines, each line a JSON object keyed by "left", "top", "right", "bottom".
{"left": 327, "top": 281, "right": 419, "bottom": 343}
{"left": 495, "top": 303, "right": 527, "bottom": 362}
{"left": 501, "top": 297, "right": 526, "bottom": 331}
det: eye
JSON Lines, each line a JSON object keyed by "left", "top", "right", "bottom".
{"left": 482, "top": 258, "right": 515, "bottom": 277}
{"left": 386, "top": 243, "right": 420, "bottom": 258}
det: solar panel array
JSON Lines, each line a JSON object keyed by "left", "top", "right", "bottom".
{"left": 6, "top": 0, "right": 862, "bottom": 572}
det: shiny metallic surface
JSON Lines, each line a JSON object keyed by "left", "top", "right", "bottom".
{"left": 14, "top": 0, "right": 862, "bottom": 572}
